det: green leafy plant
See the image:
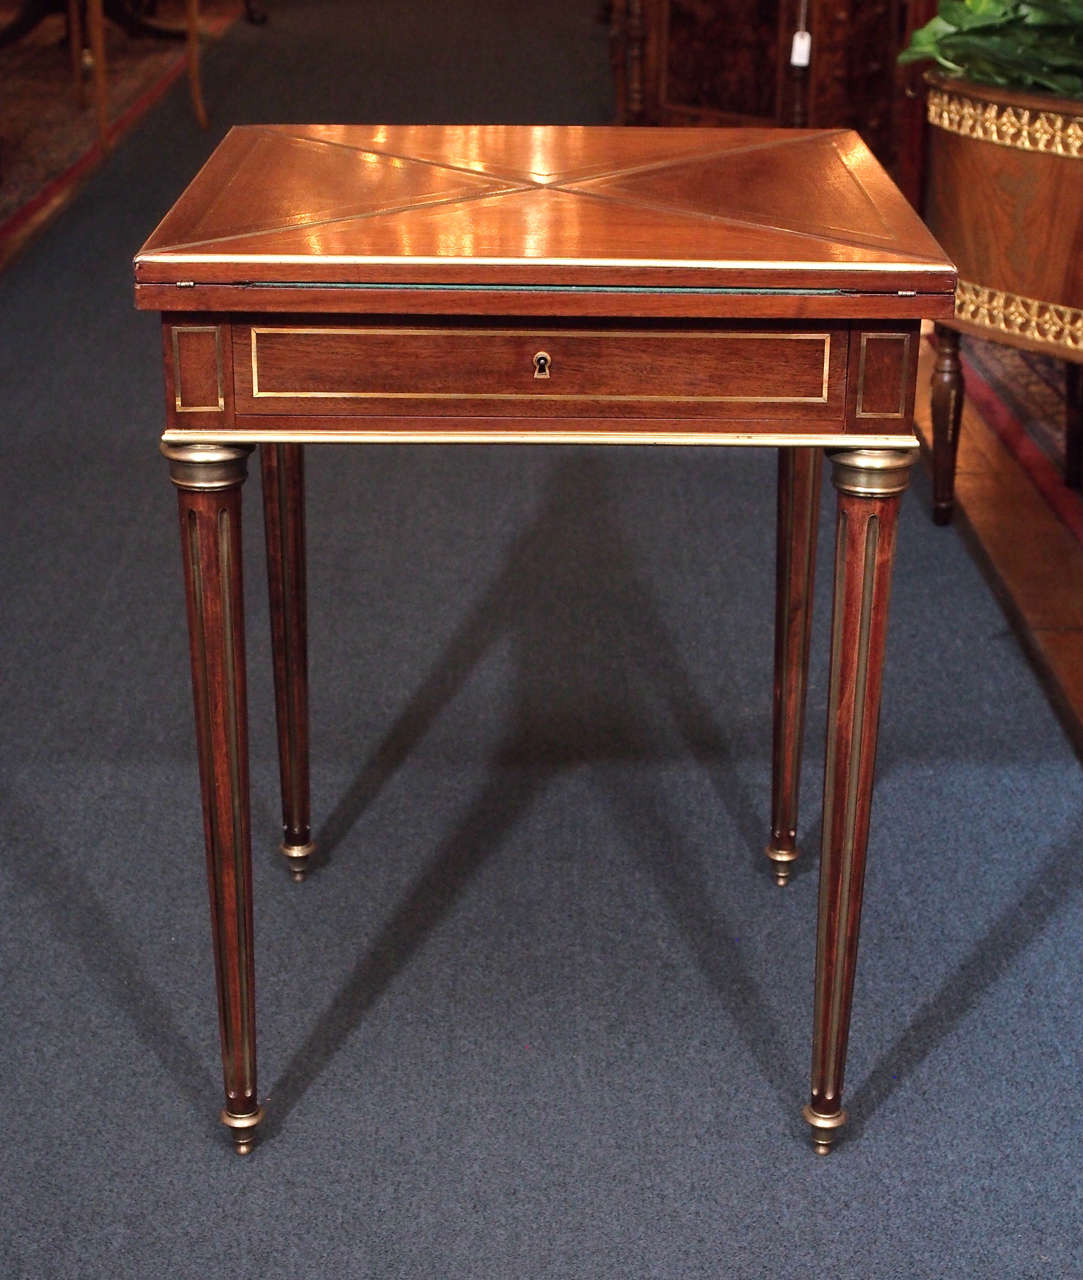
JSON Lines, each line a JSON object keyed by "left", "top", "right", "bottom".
{"left": 899, "top": 0, "right": 1083, "bottom": 97}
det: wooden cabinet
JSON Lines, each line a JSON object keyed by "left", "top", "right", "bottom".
{"left": 611, "top": 0, "right": 931, "bottom": 183}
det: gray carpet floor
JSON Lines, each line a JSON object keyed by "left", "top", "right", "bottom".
{"left": 1, "top": 3, "right": 1081, "bottom": 1276}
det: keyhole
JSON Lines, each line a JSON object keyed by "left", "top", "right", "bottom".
{"left": 533, "top": 351, "right": 551, "bottom": 379}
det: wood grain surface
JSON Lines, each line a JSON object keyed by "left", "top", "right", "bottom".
{"left": 134, "top": 125, "right": 954, "bottom": 304}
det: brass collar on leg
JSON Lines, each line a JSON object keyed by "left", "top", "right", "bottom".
{"left": 802, "top": 1103, "right": 848, "bottom": 1155}
{"left": 827, "top": 447, "right": 917, "bottom": 499}
{"left": 280, "top": 839, "right": 316, "bottom": 883}
{"left": 161, "top": 441, "right": 254, "bottom": 491}
{"left": 764, "top": 842, "right": 798, "bottom": 887}
{"left": 220, "top": 1105, "right": 264, "bottom": 1155}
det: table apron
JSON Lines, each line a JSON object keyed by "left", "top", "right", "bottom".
{"left": 159, "top": 316, "right": 921, "bottom": 445}
{"left": 234, "top": 323, "right": 847, "bottom": 420}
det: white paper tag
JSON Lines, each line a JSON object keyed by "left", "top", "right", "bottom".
{"left": 790, "top": 29, "right": 811, "bottom": 68}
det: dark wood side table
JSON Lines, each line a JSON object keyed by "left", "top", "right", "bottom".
{"left": 134, "top": 125, "right": 954, "bottom": 1156}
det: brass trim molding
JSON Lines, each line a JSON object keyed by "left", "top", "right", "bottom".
{"left": 927, "top": 86, "right": 1083, "bottom": 157}
{"left": 827, "top": 448, "right": 917, "bottom": 498}
{"left": 162, "top": 441, "right": 253, "bottom": 490}
{"left": 955, "top": 279, "right": 1083, "bottom": 353}
{"left": 139, "top": 249, "right": 954, "bottom": 273}
{"left": 164, "top": 427, "right": 920, "bottom": 449}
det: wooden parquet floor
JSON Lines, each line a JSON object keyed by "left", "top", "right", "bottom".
{"left": 913, "top": 332, "right": 1083, "bottom": 758}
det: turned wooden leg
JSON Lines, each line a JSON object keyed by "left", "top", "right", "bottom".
{"left": 803, "top": 447, "right": 915, "bottom": 1154}
{"left": 184, "top": 0, "right": 208, "bottom": 128}
{"left": 766, "top": 448, "right": 822, "bottom": 886}
{"left": 261, "top": 443, "right": 314, "bottom": 882}
{"left": 609, "top": 0, "right": 628, "bottom": 124}
{"left": 626, "top": 0, "right": 644, "bottom": 122}
{"left": 66, "top": 0, "right": 84, "bottom": 106}
{"left": 87, "top": 0, "right": 108, "bottom": 151}
{"left": 1065, "top": 362, "right": 1082, "bottom": 491}
{"left": 164, "top": 442, "right": 263, "bottom": 1155}
{"left": 930, "top": 324, "right": 964, "bottom": 525}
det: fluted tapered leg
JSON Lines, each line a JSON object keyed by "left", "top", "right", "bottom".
{"left": 930, "top": 324, "right": 964, "bottom": 525}
{"left": 766, "top": 448, "right": 822, "bottom": 886}
{"left": 164, "top": 441, "right": 263, "bottom": 1155}
{"left": 261, "top": 443, "right": 314, "bottom": 882}
{"left": 804, "top": 447, "right": 915, "bottom": 1154}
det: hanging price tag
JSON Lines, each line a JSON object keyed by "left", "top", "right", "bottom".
{"left": 790, "top": 29, "right": 811, "bottom": 68}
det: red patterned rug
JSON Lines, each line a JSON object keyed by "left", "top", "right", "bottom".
{"left": 0, "top": 0, "right": 241, "bottom": 254}
{"left": 958, "top": 335, "right": 1083, "bottom": 545}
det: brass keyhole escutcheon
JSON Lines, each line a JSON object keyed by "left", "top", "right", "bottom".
{"left": 533, "top": 351, "right": 551, "bottom": 379}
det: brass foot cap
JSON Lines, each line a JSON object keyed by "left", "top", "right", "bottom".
{"left": 802, "top": 1104, "right": 847, "bottom": 1155}
{"left": 765, "top": 843, "right": 798, "bottom": 887}
{"left": 221, "top": 1105, "right": 264, "bottom": 1155}
{"left": 281, "top": 840, "right": 315, "bottom": 882}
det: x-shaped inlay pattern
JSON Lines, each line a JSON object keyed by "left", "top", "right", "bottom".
{"left": 146, "top": 125, "right": 938, "bottom": 267}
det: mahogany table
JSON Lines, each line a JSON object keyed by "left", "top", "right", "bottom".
{"left": 134, "top": 124, "right": 955, "bottom": 1156}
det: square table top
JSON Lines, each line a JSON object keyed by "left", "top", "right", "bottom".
{"left": 134, "top": 124, "right": 954, "bottom": 309}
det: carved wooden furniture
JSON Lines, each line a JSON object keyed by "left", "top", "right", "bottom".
{"left": 0, "top": 0, "right": 108, "bottom": 150}
{"left": 0, "top": 0, "right": 209, "bottom": 150}
{"left": 609, "top": 0, "right": 919, "bottom": 175}
{"left": 922, "top": 73, "right": 1083, "bottom": 522}
{"left": 134, "top": 124, "right": 954, "bottom": 1157}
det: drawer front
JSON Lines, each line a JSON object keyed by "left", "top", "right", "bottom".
{"left": 233, "top": 324, "right": 847, "bottom": 423}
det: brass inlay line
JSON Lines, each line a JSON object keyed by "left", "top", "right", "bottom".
{"left": 812, "top": 503, "right": 848, "bottom": 1096}
{"left": 165, "top": 427, "right": 919, "bottom": 448}
{"left": 306, "top": 128, "right": 847, "bottom": 196}
{"left": 188, "top": 508, "right": 233, "bottom": 1076}
{"left": 249, "top": 328, "right": 832, "bottom": 404}
{"left": 273, "top": 130, "right": 540, "bottom": 187}
{"left": 172, "top": 325, "right": 225, "bottom": 413}
{"left": 855, "top": 332, "right": 911, "bottom": 419}
{"left": 544, "top": 178, "right": 903, "bottom": 257}
{"left": 824, "top": 511, "right": 878, "bottom": 1104}
{"left": 150, "top": 183, "right": 526, "bottom": 256}
{"left": 560, "top": 135, "right": 912, "bottom": 257}
{"left": 927, "top": 87, "right": 1083, "bottom": 157}
{"left": 954, "top": 279, "right": 1083, "bottom": 353}
{"left": 140, "top": 248, "right": 951, "bottom": 272}
{"left": 219, "top": 506, "right": 255, "bottom": 1095}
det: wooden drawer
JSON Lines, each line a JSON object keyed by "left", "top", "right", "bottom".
{"left": 232, "top": 323, "right": 847, "bottom": 423}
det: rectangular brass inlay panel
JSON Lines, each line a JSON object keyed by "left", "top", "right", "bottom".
{"left": 173, "top": 326, "right": 225, "bottom": 413}
{"left": 855, "top": 332, "right": 910, "bottom": 419}
{"left": 248, "top": 327, "right": 833, "bottom": 404}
